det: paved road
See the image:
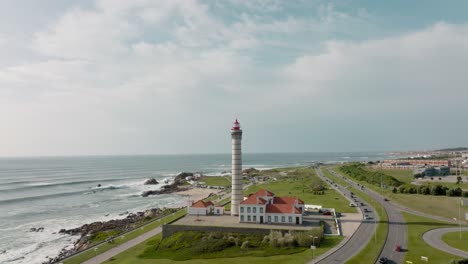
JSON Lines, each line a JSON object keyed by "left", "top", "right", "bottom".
{"left": 309, "top": 168, "right": 378, "bottom": 264}
{"left": 422, "top": 227, "right": 468, "bottom": 258}
{"left": 82, "top": 226, "right": 162, "bottom": 264}
{"left": 326, "top": 168, "right": 407, "bottom": 264}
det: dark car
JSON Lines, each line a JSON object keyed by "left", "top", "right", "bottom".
{"left": 379, "top": 257, "right": 388, "bottom": 263}
{"left": 323, "top": 211, "right": 332, "bottom": 216}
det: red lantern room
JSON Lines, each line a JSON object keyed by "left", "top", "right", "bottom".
{"left": 231, "top": 118, "right": 241, "bottom": 130}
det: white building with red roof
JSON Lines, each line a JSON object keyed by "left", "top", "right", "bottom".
{"left": 239, "top": 189, "right": 305, "bottom": 225}
{"left": 188, "top": 200, "right": 224, "bottom": 216}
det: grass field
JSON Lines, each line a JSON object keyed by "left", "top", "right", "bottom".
{"left": 441, "top": 231, "right": 468, "bottom": 252}
{"left": 322, "top": 168, "right": 388, "bottom": 264}
{"left": 244, "top": 167, "right": 357, "bottom": 213}
{"left": 342, "top": 166, "right": 467, "bottom": 220}
{"left": 199, "top": 176, "right": 232, "bottom": 187}
{"left": 368, "top": 168, "right": 414, "bottom": 184}
{"left": 103, "top": 233, "right": 343, "bottom": 264}
{"left": 402, "top": 212, "right": 462, "bottom": 263}
{"left": 63, "top": 209, "right": 187, "bottom": 264}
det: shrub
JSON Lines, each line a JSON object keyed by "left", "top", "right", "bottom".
{"left": 241, "top": 240, "right": 250, "bottom": 249}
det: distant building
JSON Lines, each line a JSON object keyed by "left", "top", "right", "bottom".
{"left": 383, "top": 159, "right": 451, "bottom": 168}
{"left": 239, "top": 189, "right": 305, "bottom": 225}
{"left": 188, "top": 200, "right": 224, "bottom": 216}
{"left": 413, "top": 166, "right": 450, "bottom": 177}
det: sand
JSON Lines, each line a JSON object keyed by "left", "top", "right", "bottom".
{"left": 176, "top": 187, "right": 223, "bottom": 204}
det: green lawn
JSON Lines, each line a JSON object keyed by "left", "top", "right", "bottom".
{"left": 339, "top": 166, "right": 468, "bottom": 220}
{"left": 104, "top": 233, "right": 343, "bottom": 264}
{"left": 368, "top": 168, "right": 414, "bottom": 184}
{"left": 322, "top": 168, "right": 388, "bottom": 264}
{"left": 199, "top": 176, "right": 232, "bottom": 187}
{"left": 441, "top": 231, "right": 468, "bottom": 252}
{"left": 244, "top": 167, "right": 357, "bottom": 213}
{"left": 402, "top": 212, "right": 462, "bottom": 263}
{"left": 63, "top": 209, "right": 187, "bottom": 264}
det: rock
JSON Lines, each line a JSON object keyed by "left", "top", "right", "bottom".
{"left": 242, "top": 168, "right": 259, "bottom": 175}
{"left": 144, "top": 178, "right": 159, "bottom": 185}
{"left": 29, "top": 227, "right": 44, "bottom": 232}
{"left": 51, "top": 207, "right": 180, "bottom": 263}
{"left": 176, "top": 172, "right": 193, "bottom": 180}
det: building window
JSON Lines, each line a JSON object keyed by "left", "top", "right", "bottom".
{"left": 268, "top": 216, "right": 271, "bottom": 222}
{"left": 253, "top": 207, "right": 256, "bottom": 213}
{"left": 289, "top": 216, "right": 292, "bottom": 223}
{"left": 247, "top": 215, "right": 251, "bottom": 222}
{"left": 281, "top": 216, "right": 285, "bottom": 222}
{"left": 240, "top": 207, "right": 244, "bottom": 213}
{"left": 241, "top": 215, "right": 244, "bottom": 222}
{"left": 274, "top": 216, "right": 278, "bottom": 222}
{"left": 216, "top": 209, "right": 219, "bottom": 214}
{"left": 260, "top": 207, "right": 263, "bottom": 213}
{"left": 247, "top": 207, "right": 251, "bottom": 213}
{"left": 253, "top": 216, "right": 257, "bottom": 222}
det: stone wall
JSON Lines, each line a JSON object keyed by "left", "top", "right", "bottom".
{"left": 162, "top": 224, "right": 291, "bottom": 238}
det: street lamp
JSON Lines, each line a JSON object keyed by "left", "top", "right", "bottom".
{"left": 310, "top": 236, "right": 318, "bottom": 259}
{"left": 459, "top": 198, "right": 462, "bottom": 240}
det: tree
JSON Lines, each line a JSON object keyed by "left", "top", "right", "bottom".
{"left": 457, "top": 176, "right": 462, "bottom": 184}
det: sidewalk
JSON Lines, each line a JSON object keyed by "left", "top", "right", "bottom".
{"left": 82, "top": 227, "right": 162, "bottom": 264}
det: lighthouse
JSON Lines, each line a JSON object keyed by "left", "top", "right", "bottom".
{"left": 231, "top": 118, "right": 243, "bottom": 216}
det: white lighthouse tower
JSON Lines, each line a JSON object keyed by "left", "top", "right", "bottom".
{"left": 231, "top": 118, "right": 243, "bottom": 216}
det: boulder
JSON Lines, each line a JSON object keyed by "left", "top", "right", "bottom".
{"left": 144, "top": 178, "right": 159, "bottom": 185}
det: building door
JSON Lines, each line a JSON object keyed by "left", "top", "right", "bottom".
{"left": 260, "top": 216, "right": 264, "bottom": 224}
{"left": 296, "top": 217, "right": 300, "bottom": 224}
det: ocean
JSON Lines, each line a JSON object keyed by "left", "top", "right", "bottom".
{"left": 0, "top": 152, "right": 397, "bottom": 263}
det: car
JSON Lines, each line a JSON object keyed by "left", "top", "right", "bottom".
{"left": 384, "top": 198, "right": 389, "bottom": 201}
{"left": 364, "top": 208, "right": 369, "bottom": 212}
{"left": 360, "top": 202, "right": 365, "bottom": 206}
{"left": 379, "top": 257, "right": 388, "bottom": 263}
{"left": 395, "top": 245, "right": 402, "bottom": 252}
{"left": 364, "top": 215, "right": 372, "bottom": 220}
{"left": 323, "top": 211, "right": 332, "bottom": 216}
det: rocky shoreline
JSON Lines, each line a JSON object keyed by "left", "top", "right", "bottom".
{"left": 42, "top": 207, "right": 179, "bottom": 264}
{"left": 141, "top": 172, "right": 193, "bottom": 197}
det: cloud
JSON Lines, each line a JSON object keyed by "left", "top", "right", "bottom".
{"left": 1, "top": 0, "right": 468, "bottom": 155}
{"left": 281, "top": 22, "right": 468, "bottom": 115}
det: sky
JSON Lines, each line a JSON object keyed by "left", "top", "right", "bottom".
{"left": 1, "top": 0, "right": 468, "bottom": 156}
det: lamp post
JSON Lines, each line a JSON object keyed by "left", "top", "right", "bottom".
{"left": 459, "top": 198, "right": 462, "bottom": 240}
{"left": 311, "top": 236, "right": 318, "bottom": 259}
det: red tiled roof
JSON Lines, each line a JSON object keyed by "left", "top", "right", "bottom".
{"left": 191, "top": 200, "right": 214, "bottom": 208}
{"left": 254, "top": 189, "right": 275, "bottom": 197}
{"left": 241, "top": 195, "right": 267, "bottom": 205}
{"left": 274, "top": 196, "right": 304, "bottom": 205}
{"left": 266, "top": 204, "right": 301, "bottom": 214}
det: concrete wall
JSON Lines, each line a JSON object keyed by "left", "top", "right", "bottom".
{"left": 162, "top": 224, "right": 292, "bottom": 238}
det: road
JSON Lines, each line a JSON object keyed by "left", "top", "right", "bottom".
{"left": 422, "top": 227, "right": 468, "bottom": 258}
{"left": 309, "top": 168, "right": 378, "bottom": 264}
{"left": 325, "top": 168, "right": 407, "bottom": 264}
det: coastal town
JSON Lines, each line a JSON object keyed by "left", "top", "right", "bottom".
{"left": 44, "top": 119, "right": 468, "bottom": 264}
{"left": 2, "top": 2, "right": 468, "bottom": 264}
